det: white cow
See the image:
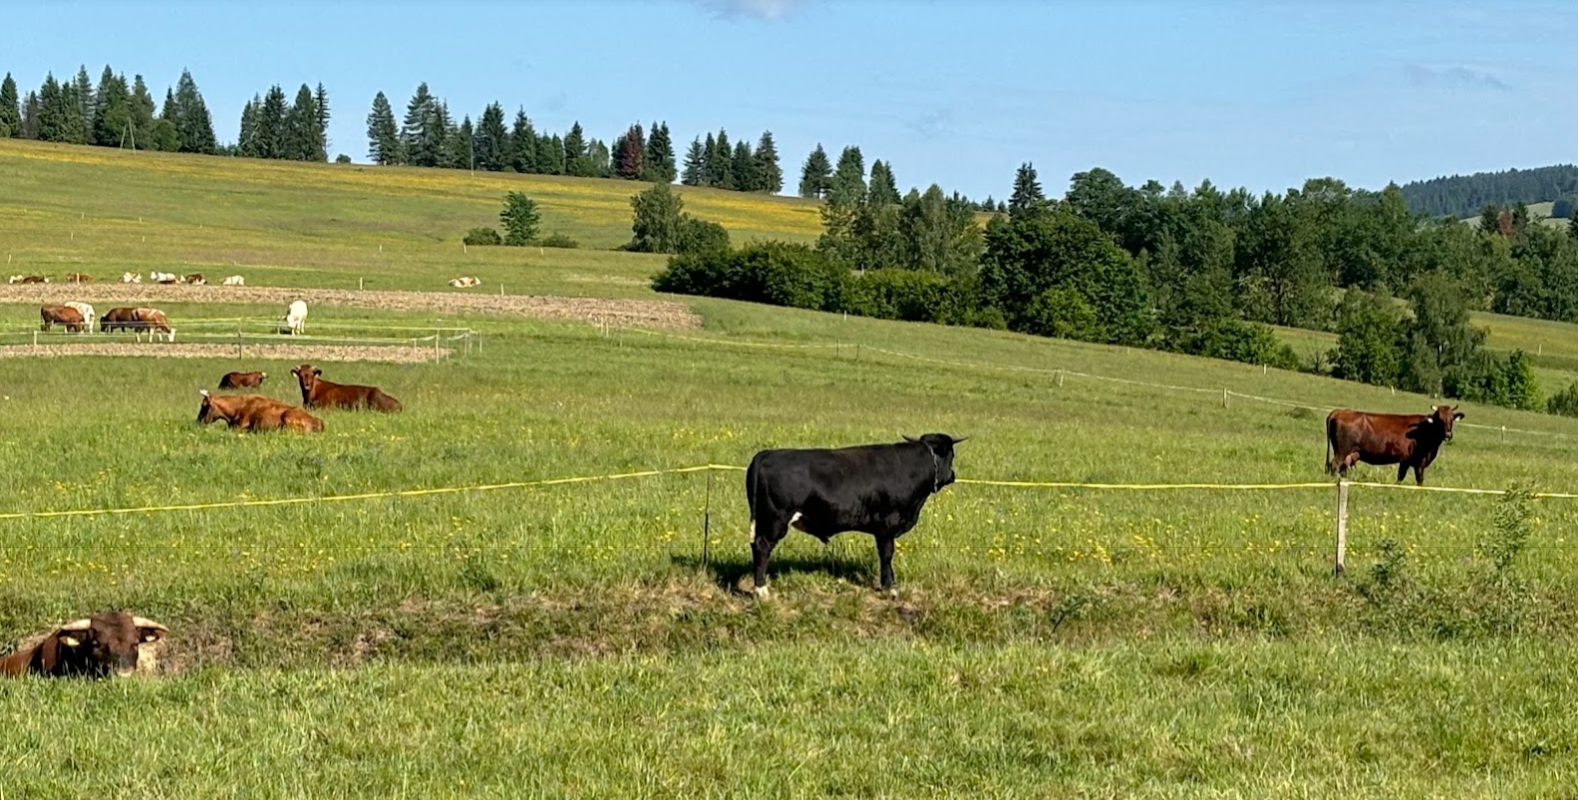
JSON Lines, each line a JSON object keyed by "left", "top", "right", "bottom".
{"left": 121, "top": 272, "right": 142, "bottom": 284}
{"left": 221, "top": 275, "right": 245, "bottom": 286}
{"left": 149, "top": 271, "right": 177, "bottom": 284}
{"left": 6, "top": 275, "right": 21, "bottom": 284}
{"left": 284, "top": 299, "right": 308, "bottom": 335}
{"left": 63, "top": 302, "right": 95, "bottom": 333}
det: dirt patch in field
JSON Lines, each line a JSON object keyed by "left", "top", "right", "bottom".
{"left": 0, "top": 342, "right": 450, "bottom": 363}
{"left": 0, "top": 285, "right": 700, "bottom": 329}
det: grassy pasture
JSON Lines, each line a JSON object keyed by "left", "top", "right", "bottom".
{"left": 5, "top": 143, "right": 1578, "bottom": 796}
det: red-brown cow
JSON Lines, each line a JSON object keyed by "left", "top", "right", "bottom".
{"left": 291, "top": 364, "right": 403, "bottom": 412}
{"left": 1326, "top": 405, "right": 1465, "bottom": 485}
{"left": 39, "top": 304, "right": 86, "bottom": 333}
{"left": 65, "top": 272, "right": 94, "bottom": 284}
{"left": 196, "top": 390, "right": 324, "bottom": 433}
{"left": 0, "top": 611, "right": 168, "bottom": 679}
{"left": 218, "top": 371, "right": 267, "bottom": 389}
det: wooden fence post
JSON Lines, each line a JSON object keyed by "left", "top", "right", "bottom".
{"left": 1056, "top": 369, "right": 1064, "bottom": 388}
{"left": 1222, "top": 388, "right": 1229, "bottom": 408}
{"left": 1334, "top": 478, "right": 1349, "bottom": 576}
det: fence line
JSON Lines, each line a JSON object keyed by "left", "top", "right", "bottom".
{"left": 624, "top": 327, "right": 1578, "bottom": 443}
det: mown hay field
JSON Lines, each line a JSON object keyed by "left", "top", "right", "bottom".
{"left": 4, "top": 143, "right": 1578, "bottom": 797}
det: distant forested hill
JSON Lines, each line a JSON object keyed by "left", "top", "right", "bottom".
{"left": 1398, "top": 164, "right": 1578, "bottom": 219}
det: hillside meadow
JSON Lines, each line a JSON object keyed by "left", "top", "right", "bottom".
{"left": 4, "top": 143, "right": 1578, "bottom": 796}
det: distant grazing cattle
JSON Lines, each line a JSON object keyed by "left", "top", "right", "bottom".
{"left": 221, "top": 275, "right": 245, "bottom": 286}
{"left": 100, "top": 306, "right": 173, "bottom": 340}
{"left": 182, "top": 273, "right": 206, "bottom": 285}
{"left": 291, "top": 364, "right": 402, "bottom": 412}
{"left": 149, "top": 271, "right": 178, "bottom": 284}
{"left": 284, "top": 299, "right": 308, "bottom": 335}
{"left": 11, "top": 275, "right": 49, "bottom": 284}
{"left": 0, "top": 611, "right": 168, "bottom": 679}
{"left": 197, "top": 390, "right": 323, "bottom": 433}
{"left": 5, "top": 275, "right": 18, "bottom": 284}
{"left": 65, "top": 272, "right": 93, "bottom": 284}
{"left": 448, "top": 276, "right": 481, "bottom": 288}
{"left": 63, "top": 302, "right": 95, "bottom": 332}
{"left": 744, "top": 433, "right": 966, "bottom": 595}
{"left": 39, "top": 305, "right": 86, "bottom": 333}
{"left": 218, "top": 370, "right": 267, "bottom": 389}
{"left": 1326, "top": 405, "right": 1464, "bottom": 485}
{"left": 120, "top": 272, "right": 142, "bottom": 284}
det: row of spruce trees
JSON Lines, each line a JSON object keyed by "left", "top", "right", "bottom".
{"left": 0, "top": 66, "right": 218, "bottom": 154}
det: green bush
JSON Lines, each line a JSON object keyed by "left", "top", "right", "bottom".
{"left": 1022, "top": 286, "right": 1102, "bottom": 340}
{"left": 652, "top": 242, "right": 847, "bottom": 312}
{"left": 1548, "top": 381, "right": 1578, "bottom": 417}
{"left": 678, "top": 217, "right": 730, "bottom": 255}
{"left": 463, "top": 227, "right": 502, "bottom": 246}
{"left": 536, "top": 233, "right": 579, "bottom": 249}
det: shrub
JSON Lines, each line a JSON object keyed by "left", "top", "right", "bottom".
{"left": 1022, "top": 286, "right": 1102, "bottom": 340}
{"left": 1547, "top": 381, "right": 1578, "bottom": 417}
{"left": 677, "top": 217, "right": 730, "bottom": 255}
{"left": 652, "top": 242, "right": 848, "bottom": 312}
{"left": 463, "top": 227, "right": 502, "bottom": 246}
{"left": 536, "top": 233, "right": 579, "bottom": 249}
{"left": 500, "top": 191, "right": 541, "bottom": 246}
{"left": 334, "top": 154, "right": 351, "bottom": 164}
{"left": 858, "top": 269, "right": 955, "bottom": 323}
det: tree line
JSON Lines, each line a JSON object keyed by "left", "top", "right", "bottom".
{"left": 653, "top": 159, "right": 1578, "bottom": 414}
{"left": 1399, "top": 164, "right": 1578, "bottom": 220}
{"left": 0, "top": 65, "right": 217, "bottom": 154}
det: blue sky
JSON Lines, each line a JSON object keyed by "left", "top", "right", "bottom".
{"left": 8, "top": 1, "right": 1575, "bottom": 200}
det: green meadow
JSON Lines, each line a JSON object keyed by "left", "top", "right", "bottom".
{"left": 4, "top": 140, "right": 1578, "bottom": 797}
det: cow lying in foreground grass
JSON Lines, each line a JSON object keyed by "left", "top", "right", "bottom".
{"left": 197, "top": 389, "right": 324, "bottom": 433}
{"left": 1, "top": 611, "right": 167, "bottom": 678}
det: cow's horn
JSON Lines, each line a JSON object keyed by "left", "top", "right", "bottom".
{"left": 58, "top": 618, "right": 92, "bottom": 632}
{"left": 131, "top": 617, "right": 167, "bottom": 632}
{"left": 950, "top": 435, "right": 970, "bottom": 444}
{"left": 199, "top": 389, "right": 210, "bottom": 397}
{"left": 902, "top": 434, "right": 918, "bottom": 442}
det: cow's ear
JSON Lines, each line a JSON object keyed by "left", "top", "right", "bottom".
{"left": 1454, "top": 411, "right": 1465, "bottom": 420}
{"left": 312, "top": 368, "right": 322, "bottom": 377}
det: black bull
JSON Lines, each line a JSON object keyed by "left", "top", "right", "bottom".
{"left": 744, "top": 433, "right": 965, "bottom": 594}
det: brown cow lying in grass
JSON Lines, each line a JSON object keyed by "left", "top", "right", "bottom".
{"left": 0, "top": 611, "right": 167, "bottom": 678}
{"left": 291, "top": 364, "right": 403, "bottom": 412}
{"left": 218, "top": 370, "right": 267, "bottom": 389}
{"left": 197, "top": 389, "right": 324, "bottom": 433}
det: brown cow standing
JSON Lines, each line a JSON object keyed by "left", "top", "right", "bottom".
{"left": 291, "top": 364, "right": 403, "bottom": 412}
{"left": 197, "top": 390, "right": 324, "bottom": 433}
{"left": 39, "top": 305, "right": 86, "bottom": 333}
{"left": 100, "top": 307, "right": 141, "bottom": 334}
{"left": 218, "top": 371, "right": 267, "bottom": 389}
{"left": 1326, "top": 405, "right": 1465, "bottom": 485}
{"left": 65, "top": 272, "right": 94, "bottom": 283}
{"left": 0, "top": 611, "right": 167, "bottom": 679}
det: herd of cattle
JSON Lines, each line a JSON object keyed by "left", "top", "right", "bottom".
{"left": 34, "top": 299, "right": 310, "bottom": 340}
{"left": 0, "top": 348, "right": 1467, "bottom": 677}
{"left": 8, "top": 271, "right": 247, "bottom": 285}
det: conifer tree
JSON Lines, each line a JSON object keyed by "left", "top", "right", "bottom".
{"left": 20, "top": 90, "right": 40, "bottom": 140}
{"left": 681, "top": 137, "right": 705, "bottom": 186}
{"left": 172, "top": 69, "right": 216, "bottom": 154}
{"left": 731, "top": 139, "right": 755, "bottom": 192}
{"left": 708, "top": 129, "right": 733, "bottom": 188}
{"left": 698, "top": 133, "right": 716, "bottom": 186}
{"left": 828, "top": 145, "right": 866, "bottom": 205}
{"left": 285, "top": 84, "right": 324, "bottom": 161}
{"left": 256, "top": 85, "right": 287, "bottom": 159}
{"left": 128, "top": 75, "right": 156, "bottom": 149}
{"left": 537, "top": 134, "right": 564, "bottom": 175}
{"left": 868, "top": 159, "right": 900, "bottom": 205}
{"left": 238, "top": 96, "right": 260, "bottom": 157}
{"left": 313, "top": 82, "right": 330, "bottom": 154}
{"left": 1008, "top": 162, "right": 1044, "bottom": 214}
{"left": 476, "top": 102, "right": 508, "bottom": 171}
{"left": 643, "top": 121, "right": 676, "bottom": 183}
{"left": 366, "top": 91, "right": 401, "bottom": 164}
{"left": 751, "top": 130, "right": 782, "bottom": 194}
{"left": 798, "top": 143, "right": 832, "bottom": 198}
{"left": 0, "top": 73, "right": 19, "bottom": 138}
{"left": 400, "top": 83, "right": 439, "bottom": 167}
{"left": 616, "top": 122, "right": 645, "bottom": 179}
{"left": 562, "top": 122, "right": 591, "bottom": 176}
{"left": 509, "top": 109, "right": 536, "bottom": 173}
{"left": 72, "top": 66, "right": 94, "bottom": 132}
{"left": 448, "top": 114, "right": 474, "bottom": 170}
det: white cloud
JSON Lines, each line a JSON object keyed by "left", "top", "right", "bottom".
{"left": 695, "top": 0, "right": 808, "bottom": 22}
